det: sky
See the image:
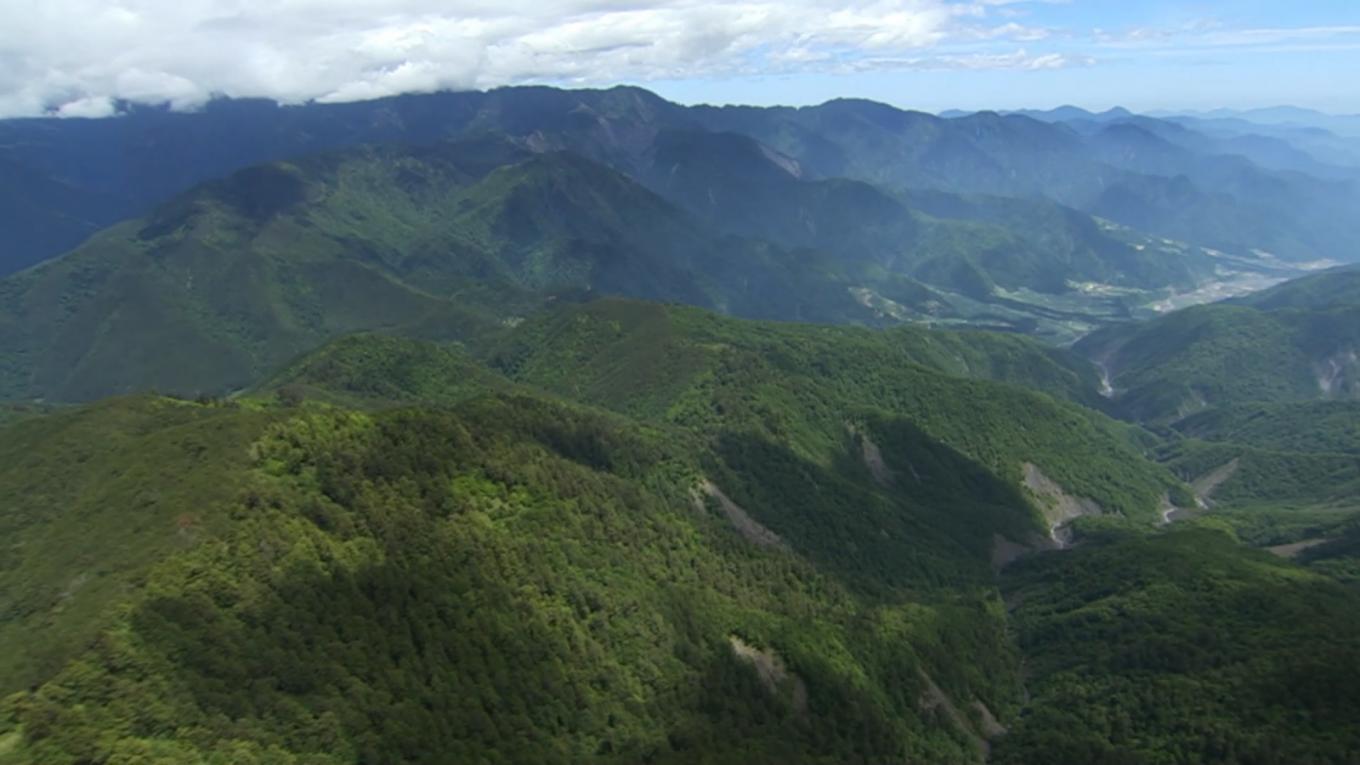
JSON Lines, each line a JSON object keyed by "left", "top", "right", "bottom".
{"left": 1, "top": 0, "right": 1358, "bottom": 119}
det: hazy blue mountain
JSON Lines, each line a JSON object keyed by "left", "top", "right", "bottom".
{"left": 691, "top": 99, "right": 1360, "bottom": 264}
{"left": 1009, "top": 105, "right": 1134, "bottom": 123}
{"left": 1156, "top": 106, "right": 1360, "bottom": 138}
{"left": 629, "top": 127, "right": 1217, "bottom": 300}
{"left": 956, "top": 104, "right": 1360, "bottom": 178}
{"left": 0, "top": 156, "right": 136, "bottom": 274}
{"left": 5, "top": 86, "right": 1360, "bottom": 277}
{"left": 1045, "top": 115, "right": 1360, "bottom": 180}
{"left": 0, "top": 87, "right": 692, "bottom": 274}
{"left": 940, "top": 106, "right": 1135, "bottom": 122}
{"left": 1162, "top": 116, "right": 1360, "bottom": 168}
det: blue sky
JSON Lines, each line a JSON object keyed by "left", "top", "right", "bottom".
{"left": 644, "top": 1, "right": 1360, "bottom": 112}
{"left": 3, "top": 0, "right": 1358, "bottom": 118}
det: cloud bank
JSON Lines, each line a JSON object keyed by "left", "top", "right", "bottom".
{"left": 0, "top": 0, "right": 1063, "bottom": 117}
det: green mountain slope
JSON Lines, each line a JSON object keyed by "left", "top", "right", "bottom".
{"left": 903, "top": 191, "right": 1216, "bottom": 294}
{"left": 0, "top": 140, "right": 848, "bottom": 403}
{"left": 0, "top": 148, "right": 495, "bottom": 402}
{"left": 1232, "top": 264, "right": 1360, "bottom": 311}
{"left": 1160, "top": 439, "right": 1360, "bottom": 513}
{"left": 0, "top": 396, "right": 283, "bottom": 692}
{"left": 257, "top": 333, "right": 512, "bottom": 409}
{"left": 0, "top": 390, "right": 1038, "bottom": 764}
{"left": 1299, "top": 518, "right": 1360, "bottom": 586}
{"left": 490, "top": 299, "right": 1178, "bottom": 523}
{"left": 995, "top": 526, "right": 1360, "bottom": 765}
{"left": 6, "top": 300, "right": 1360, "bottom": 762}
{"left": 1063, "top": 267, "right": 1360, "bottom": 562}
{"left": 1075, "top": 297, "right": 1360, "bottom": 422}
{"left": 1173, "top": 400, "right": 1360, "bottom": 455}
{"left": 0, "top": 302, "right": 1176, "bottom": 761}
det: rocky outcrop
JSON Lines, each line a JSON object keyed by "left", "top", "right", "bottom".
{"left": 1190, "top": 458, "right": 1239, "bottom": 509}
{"left": 1021, "top": 463, "right": 1104, "bottom": 547}
{"left": 1316, "top": 348, "right": 1358, "bottom": 396}
{"left": 729, "top": 636, "right": 808, "bottom": 713}
{"left": 695, "top": 480, "right": 788, "bottom": 550}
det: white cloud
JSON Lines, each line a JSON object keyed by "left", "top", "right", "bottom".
{"left": 53, "top": 96, "right": 118, "bottom": 118}
{"left": 0, "top": 0, "right": 1076, "bottom": 117}
{"left": 852, "top": 48, "right": 1091, "bottom": 72}
{"left": 1099, "top": 20, "right": 1360, "bottom": 50}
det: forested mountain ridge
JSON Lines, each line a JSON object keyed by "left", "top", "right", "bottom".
{"left": 1076, "top": 265, "right": 1360, "bottom": 422}
{"left": 1232, "top": 263, "right": 1360, "bottom": 311}
{"left": 1071, "top": 265, "right": 1360, "bottom": 549}
{"left": 0, "top": 308, "right": 1144, "bottom": 762}
{"left": 0, "top": 392, "right": 1029, "bottom": 764}
{"left": 7, "top": 294, "right": 1360, "bottom": 763}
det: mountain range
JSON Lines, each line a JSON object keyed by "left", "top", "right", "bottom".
{"left": 7, "top": 87, "right": 1356, "bottom": 272}
{"left": 2, "top": 86, "right": 1360, "bottom": 764}
{"left": 0, "top": 130, "right": 1244, "bottom": 402}
{"left": 10, "top": 86, "right": 1360, "bottom": 406}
